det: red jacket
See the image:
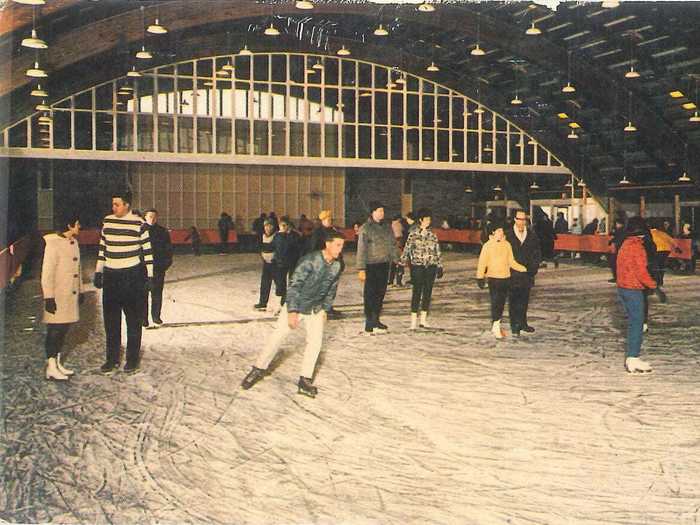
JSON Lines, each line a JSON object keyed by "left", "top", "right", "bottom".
{"left": 616, "top": 236, "right": 657, "bottom": 290}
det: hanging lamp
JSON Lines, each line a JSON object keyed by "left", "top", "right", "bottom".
{"left": 147, "top": 18, "right": 168, "bottom": 34}
{"left": 471, "top": 44, "right": 485, "bottom": 56}
{"left": 678, "top": 172, "right": 691, "bottom": 182}
{"left": 493, "top": 184, "right": 502, "bottom": 192}
{"left": 374, "top": 24, "right": 389, "bottom": 36}
{"left": 35, "top": 101, "right": 50, "bottom": 111}
{"left": 418, "top": 2, "right": 435, "bottom": 12}
{"left": 295, "top": 0, "right": 314, "bottom": 9}
{"left": 337, "top": 45, "right": 351, "bottom": 56}
{"left": 239, "top": 44, "right": 252, "bottom": 56}
{"left": 511, "top": 95, "right": 523, "bottom": 105}
{"left": 471, "top": 12, "right": 485, "bottom": 56}
{"left": 562, "top": 50, "right": 576, "bottom": 93}
{"left": 602, "top": 0, "right": 620, "bottom": 8}
{"left": 624, "top": 122, "right": 637, "bottom": 132}
{"left": 625, "top": 67, "right": 640, "bottom": 79}
{"left": 530, "top": 181, "right": 540, "bottom": 190}
{"left": 427, "top": 62, "right": 439, "bottom": 72}
{"left": 690, "top": 111, "right": 700, "bottom": 123}
{"left": 222, "top": 61, "right": 234, "bottom": 71}
{"left": 312, "top": 60, "right": 324, "bottom": 70}
{"left": 619, "top": 175, "right": 631, "bottom": 184}
{"left": 31, "top": 85, "right": 48, "bottom": 97}
{"left": 567, "top": 130, "right": 579, "bottom": 139}
{"left": 264, "top": 23, "right": 280, "bottom": 36}
{"left": 127, "top": 66, "right": 142, "bottom": 78}
{"left": 12, "top": 0, "right": 46, "bottom": 5}
{"left": 22, "top": 10, "right": 48, "bottom": 48}
{"left": 525, "top": 23, "right": 542, "bottom": 36}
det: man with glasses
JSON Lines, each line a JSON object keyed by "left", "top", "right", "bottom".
{"left": 506, "top": 209, "right": 542, "bottom": 336}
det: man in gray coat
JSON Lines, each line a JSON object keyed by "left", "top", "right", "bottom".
{"left": 356, "top": 201, "right": 399, "bottom": 334}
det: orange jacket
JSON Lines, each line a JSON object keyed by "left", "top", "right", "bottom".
{"left": 616, "top": 236, "right": 657, "bottom": 290}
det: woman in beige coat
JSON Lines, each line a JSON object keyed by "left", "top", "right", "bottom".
{"left": 41, "top": 213, "right": 83, "bottom": 380}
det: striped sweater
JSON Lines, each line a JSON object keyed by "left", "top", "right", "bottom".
{"left": 95, "top": 213, "right": 154, "bottom": 277}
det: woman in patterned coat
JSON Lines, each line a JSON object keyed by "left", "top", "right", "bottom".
{"left": 400, "top": 208, "right": 443, "bottom": 330}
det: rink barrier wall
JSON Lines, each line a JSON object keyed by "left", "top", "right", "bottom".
{"left": 76, "top": 229, "right": 238, "bottom": 246}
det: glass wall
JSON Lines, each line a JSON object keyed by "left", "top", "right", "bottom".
{"left": 2, "top": 53, "right": 565, "bottom": 172}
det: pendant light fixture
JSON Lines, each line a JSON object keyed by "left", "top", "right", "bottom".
{"left": 337, "top": 45, "right": 351, "bottom": 56}
{"left": 529, "top": 180, "right": 540, "bottom": 190}
{"left": 567, "top": 130, "right": 579, "bottom": 139}
{"left": 678, "top": 172, "right": 691, "bottom": 182}
{"left": 493, "top": 183, "right": 502, "bottom": 192}
{"left": 239, "top": 44, "right": 252, "bottom": 56}
{"left": 418, "top": 1, "right": 435, "bottom": 12}
{"left": 147, "top": 5, "right": 168, "bottom": 35}
{"left": 619, "top": 175, "right": 630, "bottom": 185}
{"left": 127, "top": 66, "right": 142, "bottom": 78}
{"left": 35, "top": 101, "right": 49, "bottom": 111}
{"left": 562, "top": 50, "right": 576, "bottom": 93}
{"left": 471, "top": 13, "right": 485, "bottom": 56}
{"left": 690, "top": 80, "right": 700, "bottom": 122}
{"left": 312, "top": 60, "right": 324, "bottom": 70}
{"left": 136, "top": 7, "right": 152, "bottom": 59}
{"left": 426, "top": 62, "right": 439, "bottom": 72}
{"left": 624, "top": 90, "right": 637, "bottom": 132}
{"left": 222, "top": 61, "right": 234, "bottom": 72}
{"left": 26, "top": 60, "right": 47, "bottom": 78}
{"left": 22, "top": 8, "right": 48, "bottom": 49}
{"left": 31, "top": 84, "right": 48, "bottom": 97}
{"left": 511, "top": 64, "right": 522, "bottom": 105}
{"left": 374, "top": 24, "right": 389, "bottom": 36}
{"left": 602, "top": 0, "right": 620, "bottom": 8}
{"left": 624, "top": 33, "right": 640, "bottom": 79}
{"left": 625, "top": 67, "right": 640, "bottom": 79}
{"left": 264, "top": 23, "right": 280, "bottom": 36}
{"left": 525, "top": 23, "right": 541, "bottom": 36}
{"left": 12, "top": 0, "right": 46, "bottom": 4}
{"left": 295, "top": 0, "right": 314, "bottom": 9}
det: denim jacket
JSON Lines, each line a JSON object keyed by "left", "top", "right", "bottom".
{"left": 286, "top": 251, "right": 342, "bottom": 314}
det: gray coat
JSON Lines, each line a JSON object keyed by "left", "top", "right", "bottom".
{"left": 41, "top": 233, "right": 83, "bottom": 324}
{"left": 356, "top": 217, "right": 399, "bottom": 270}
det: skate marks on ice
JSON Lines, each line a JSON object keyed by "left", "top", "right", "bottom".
{"left": 3, "top": 253, "right": 700, "bottom": 524}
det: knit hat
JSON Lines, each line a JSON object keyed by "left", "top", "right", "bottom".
{"left": 264, "top": 218, "right": 274, "bottom": 226}
{"left": 368, "top": 200, "right": 385, "bottom": 213}
{"left": 319, "top": 210, "right": 332, "bottom": 221}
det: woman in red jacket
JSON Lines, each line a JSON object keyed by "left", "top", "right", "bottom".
{"left": 616, "top": 217, "right": 658, "bottom": 373}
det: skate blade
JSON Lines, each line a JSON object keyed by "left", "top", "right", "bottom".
{"left": 625, "top": 367, "right": 653, "bottom": 374}
{"left": 297, "top": 389, "right": 317, "bottom": 398}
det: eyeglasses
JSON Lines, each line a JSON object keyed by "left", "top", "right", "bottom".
{"left": 515, "top": 217, "right": 528, "bottom": 221}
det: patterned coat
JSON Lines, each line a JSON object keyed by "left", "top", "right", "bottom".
{"left": 400, "top": 227, "right": 443, "bottom": 268}
{"left": 41, "top": 233, "right": 83, "bottom": 324}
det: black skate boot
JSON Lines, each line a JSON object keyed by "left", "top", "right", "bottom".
{"left": 241, "top": 366, "right": 266, "bottom": 390}
{"left": 297, "top": 376, "right": 318, "bottom": 398}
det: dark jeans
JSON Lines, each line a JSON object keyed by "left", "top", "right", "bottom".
{"left": 508, "top": 284, "right": 531, "bottom": 330}
{"left": 656, "top": 251, "right": 670, "bottom": 286}
{"left": 410, "top": 265, "right": 437, "bottom": 313}
{"left": 192, "top": 241, "right": 201, "bottom": 256}
{"left": 144, "top": 269, "right": 166, "bottom": 322}
{"left": 609, "top": 252, "right": 617, "bottom": 280}
{"left": 273, "top": 264, "right": 288, "bottom": 304}
{"left": 618, "top": 288, "right": 644, "bottom": 358}
{"left": 364, "top": 262, "right": 390, "bottom": 329}
{"left": 103, "top": 266, "right": 146, "bottom": 367}
{"left": 45, "top": 323, "right": 71, "bottom": 358}
{"left": 259, "top": 261, "right": 274, "bottom": 306}
{"left": 388, "top": 262, "right": 404, "bottom": 286}
{"left": 488, "top": 277, "right": 510, "bottom": 322}
{"left": 219, "top": 229, "right": 229, "bottom": 253}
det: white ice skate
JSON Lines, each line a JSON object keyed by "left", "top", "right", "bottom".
{"left": 625, "top": 357, "right": 653, "bottom": 374}
{"left": 46, "top": 358, "right": 69, "bottom": 381}
{"left": 419, "top": 311, "right": 430, "bottom": 328}
{"left": 491, "top": 320, "right": 505, "bottom": 340}
{"left": 56, "top": 353, "right": 74, "bottom": 376}
{"left": 643, "top": 323, "right": 649, "bottom": 333}
{"left": 410, "top": 313, "right": 418, "bottom": 330}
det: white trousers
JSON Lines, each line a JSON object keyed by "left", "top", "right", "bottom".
{"left": 255, "top": 306, "right": 326, "bottom": 378}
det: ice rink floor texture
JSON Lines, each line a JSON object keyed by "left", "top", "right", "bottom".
{"left": 2, "top": 251, "right": 700, "bottom": 524}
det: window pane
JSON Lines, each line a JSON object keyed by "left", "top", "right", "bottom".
{"left": 158, "top": 115, "right": 174, "bottom": 152}
{"left": 342, "top": 124, "right": 355, "bottom": 158}
{"left": 452, "top": 131, "right": 464, "bottom": 162}
{"left": 324, "top": 58, "right": 339, "bottom": 85}
{"left": 253, "top": 54, "right": 269, "bottom": 81}
{"left": 342, "top": 89, "right": 356, "bottom": 123}
{"left": 196, "top": 58, "right": 213, "bottom": 78}
{"left": 177, "top": 116, "right": 193, "bottom": 153}
{"left": 375, "top": 92, "right": 387, "bottom": 125}
{"left": 254, "top": 120, "right": 269, "bottom": 155}
{"left": 75, "top": 111, "right": 93, "bottom": 150}
{"left": 235, "top": 119, "right": 250, "bottom": 154}
{"left": 437, "top": 130, "right": 449, "bottom": 162}
{"left": 157, "top": 77, "right": 175, "bottom": 114}
{"left": 271, "top": 54, "right": 286, "bottom": 83}
{"left": 358, "top": 125, "right": 371, "bottom": 159}
{"left": 195, "top": 79, "right": 212, "bottom": 116}
{"left": 422, "top": 94, "right": 435, "bottom": 127}
{"left": 197, "top": 117, "right": 212, "bottom": 153}
{"left": 407, "top": 129, "right": 419, "bottom": 160}
{"left": 177, "top": 61, "right": 194, "bottom": 77}
{"left": 8, "top": 120, "right": 28, "bottom": 147}
{"left": 290, "top": 122, "right": 304, "bottom": 156}
{"left": 375, "top": 127, "right": 387, "bottom": 159}
{"left": 391, "top": 127, "right": 403, "bottom": 160}
{"left": 96, "top": 84, "right": 113, "bottom": 110}
{"left": 271, "top": 121, "right": 286, "bottom": 156}
{"left": 74, "top": 91, "right": 92, "bottom": 110}
{"left": 216, "top": 118, "right": 232, "bottom": 154}
{"left": 391, "top": 93, "right": 403, "bottom": 125}
{"left": 407, "top": 94, "right": 419, "bottom": 126}
{"left": 324, "top": 123, "right": 338, "bottom": 157}
{"left": 53, "top": 111, "right": 71, "bottom": 149}
{"left": 117, "top": 113, "right": 134, "bottom": 151}
{"left": 308, "top": 123, "right": 321, "bottom": 157}
{"left": 177, "top": 78, "right": 193, "bottom": 115}
{"left": 341, "top": 61, "right": 355, "bottom": 87}
{"left": 422, "top": 129, "right": 434, "bottom": 160}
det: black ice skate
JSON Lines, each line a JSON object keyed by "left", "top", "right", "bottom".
{"left": 241, "top": 366, "right": 266, "bottom": 390}
{"left": 297, "top": 376, "right": 318, "bottom": 398}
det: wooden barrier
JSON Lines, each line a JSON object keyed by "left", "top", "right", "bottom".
{"left": 77, "top": 228, "right": 238, "bottom": 246}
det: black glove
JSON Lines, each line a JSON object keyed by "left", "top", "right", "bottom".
{"left": 79, "top": 293, "right": 85, "bottom": 305}
{"left": 45, "top": 298, "right": 57, "bottom": 314}
{"left": 144, "top": 277, "right": 154, "bottom": 293}
{"left": 436, "top": 267, "right": 444, "bottom": 279}
{"left": 94, "top": 273, "right": 103, "bottom": 289}
{"left": 477, "top": 278, "right": 486, "bottom": 289}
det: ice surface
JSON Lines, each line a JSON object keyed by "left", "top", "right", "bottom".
{"left": 2, "top": 251, "right": 700, "bottom": 524}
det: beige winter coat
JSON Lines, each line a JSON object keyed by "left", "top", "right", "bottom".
{"left": 41, "top": 233, "right": 83, "bottom": 324}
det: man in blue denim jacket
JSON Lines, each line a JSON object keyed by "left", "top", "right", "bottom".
{"left": 241, "top": 230, "right": 345, "bottom": 397}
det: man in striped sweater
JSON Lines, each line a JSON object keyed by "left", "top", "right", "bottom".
{"left": 93, "top": 192, "right": 154, "bottom": 375}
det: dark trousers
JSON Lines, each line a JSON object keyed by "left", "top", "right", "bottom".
{"left": 273, "top": 264, "right": 289, "bottom": 304}
{"left": 488, "top": 277, "right": 510, "bottom": 322}
{"left": 509, "top": 285, "right": 531, "bottom": 330}
{"left": 45, "top": 323, "right": 71, "bottom": 358}
{"left": 410, "top": 265, "right": 437, "bottom": 313}
{"left": 656, "top": 251, "right": 670, "bottom": 286}
{"left": 259, "top": 261, "right": 274, "bottom": 306}
{"left": 192, "top": 241, "right": 201, "bottom": 256}
{"left": 144, "top": 269, "right": 166, "bottom": 322}
{"left": 609, "top": 252, "right": 618, "bottom": 280}
{"left": 364, "top": 262, "right": 390, "bottom": 328}
{"left": 103, "top": 267, "right": 146, "bottom": 367}
{"left": 388, "top": 263, "right": 404, "bottom": 286}
{"left": 219, "top": 229, "right": 229, "bottom": 253}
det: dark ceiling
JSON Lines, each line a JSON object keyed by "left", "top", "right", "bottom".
{"left": 2, "top": 0, "right": 699, "bottom": 196}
